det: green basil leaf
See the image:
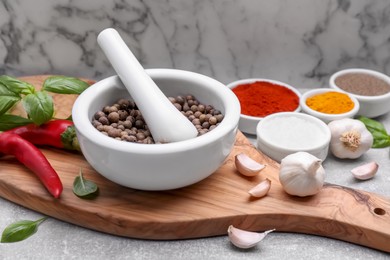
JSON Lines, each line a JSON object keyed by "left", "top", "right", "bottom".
{"left": 0, "top": 82, "right": 21, "bottom": 115}
{"left": 358, "top": 116, "right": 390, "bottom": 148}
{"left": 0, "top": 75, "right": 35, "bottom": 95}
{"left": 43, "top": 76, "right": 89, "bottom": 94}
{"left": 358, "top": 116, "right": 388, "bottom": 134}
{"left": 0, "top": 114, "right": 33, "bottom": 131}
{"left": 73, "top": 169, "right": 99, "bottom": 199}
{"left": 372, "top": 135, "right": 390, "bottom": 148}
{"left": 22, "top": 91, "right": 54, "bottom": 125}
{"left": 0, "top": 82, "right": 20, "bottom": 96}
{"left": 0, "top": 96, "right": 20, "bottom": 116}
{"left": 1, "top": 217, "right": 47, "bottom": 243}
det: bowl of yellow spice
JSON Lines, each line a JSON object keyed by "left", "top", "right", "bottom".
{"left": 300, "top": 88, "right": 360, "bottom": 123}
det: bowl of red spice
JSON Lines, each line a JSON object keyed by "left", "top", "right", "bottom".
{"left": 300, "top": 88, "right": 360, "bottom": 123}
{"left": 227, "top": 78, "right": 301, "bottom": 135}
{"left": 330, "top": 68, "right": 390, "bottom": 118}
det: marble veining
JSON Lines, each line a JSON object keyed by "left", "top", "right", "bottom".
{"left": 0, "top": 0, "right": 390, "bottom": 88}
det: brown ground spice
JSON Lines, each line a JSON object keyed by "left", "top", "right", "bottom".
{"left": 335, "top": 73, "right": 390, "bottom": 96}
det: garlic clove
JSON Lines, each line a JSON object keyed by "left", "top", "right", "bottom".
{"left": 235, "top": 153, "right": 266, "bottom": 177}
{"left": 351, "top": 161, "right": 379, "bottom": 180}
{"left": 248, "top": 178, "right": 271, "bottom": 198}
{"left": 227, "top": 225, "right": 275, "bottom": 249}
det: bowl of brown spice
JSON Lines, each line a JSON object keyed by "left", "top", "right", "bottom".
{"left": 72, "top": 69, "right": 240, "bottom": 190}
{"left": 330, "top": 68, "right": 390, "bottom": 118}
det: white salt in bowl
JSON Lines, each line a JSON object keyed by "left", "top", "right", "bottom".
{"left": 300, "top": 88, "right": 360, "bottom": 123}
{"left": 227, "top": 78, "right": 301, "bottom": 135}
{"left": 72, "top": 69, "right": 240, "bottom": 190}
{"left": 330, "top": 68, "right": 390, "bottom": 118}
{"left": 256, "top": 112, "right": 331, "bottom": 162}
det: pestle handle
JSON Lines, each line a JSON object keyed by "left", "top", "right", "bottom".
{"left": 97, "top": 28, "right": 198, "bottom": 143}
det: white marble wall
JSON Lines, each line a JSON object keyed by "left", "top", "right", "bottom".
{"left": 0, "top": 0, "right": 389, "bottom": 88}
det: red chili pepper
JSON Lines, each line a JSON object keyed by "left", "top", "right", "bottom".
{"left": 6, "top": 119, "right": 79, "bottom": 151}
{"left": 0, "top": 132, "right": 63, "bottom": 198}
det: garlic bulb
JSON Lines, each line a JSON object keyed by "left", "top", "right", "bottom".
{"left": 328, "top": 118, "right": 373, "bottom": 159}
{"left": 227, "top": 225, "right": 275, "bottom": 249}
{"left": 279, "top": 152, "right": 325, "bottom": 197}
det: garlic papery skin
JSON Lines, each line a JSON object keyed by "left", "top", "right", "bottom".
{"left": 248, "top": 178, "right": 271, "bottom": 198}
{"left": 328, "top": 118, "right": 373, "bottom": 159}
{"left": 351, "top": 161, "right": 379, "bottom": 180}
{"left": 279, "top": 152, "right": 325, "bottom": 197}
{"left": 235, "top": 153, "right": 266, "bottom": 177}
{"left": 227, "top": 225, "right": 275, "bottom": 249}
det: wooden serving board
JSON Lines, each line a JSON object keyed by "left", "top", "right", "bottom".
{"left": 1, "top": 76, "right": 390, "bottom": 253}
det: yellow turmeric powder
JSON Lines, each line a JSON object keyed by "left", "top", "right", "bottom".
{"left": 306, "top": 91, "right": 354, "bottom": 114}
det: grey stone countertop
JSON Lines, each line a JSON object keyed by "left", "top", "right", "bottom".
{"left": 1, "top": 105, "right": 390, "bottom": 260}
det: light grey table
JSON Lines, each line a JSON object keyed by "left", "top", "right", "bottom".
{"left": 1, "top": 112, "right": 389, "bottom": 260}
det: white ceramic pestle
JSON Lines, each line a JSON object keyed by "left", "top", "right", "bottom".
{"left": 97, "top": 28, "right": 198, "bottom": 143}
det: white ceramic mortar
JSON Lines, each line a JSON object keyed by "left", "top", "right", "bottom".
{"left": 72, "top": 69, "right": 240, "bottom": 190}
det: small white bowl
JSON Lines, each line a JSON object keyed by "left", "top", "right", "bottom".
{"left": 72, "top": 69, "right": 240, "bottom": 190}
{"left": 256, "top": 112, "right": 331, "bottom": 162}
{"left": 300, "top": 88, "right": 360, "bottom": 123}
{"left": 330, "top": 68, "right": 390, "bottom": 118}
{"left": 227, "top": 78, "right": 301, "bottom": 135}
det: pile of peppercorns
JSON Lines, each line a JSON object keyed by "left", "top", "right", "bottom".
{"left": 92, "top": 95, "right": 224, "bottom": 144}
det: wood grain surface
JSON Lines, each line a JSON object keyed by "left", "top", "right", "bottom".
{"left": 1, "top": 76, "right": 390, "bottom": 253}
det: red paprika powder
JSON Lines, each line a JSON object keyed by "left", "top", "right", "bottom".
{"left": 232, "top": 81, "right": 299, "bottom": 117}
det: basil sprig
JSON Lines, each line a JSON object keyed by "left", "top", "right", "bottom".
{"left": 358, "top": 116, "right": 390, "bottom": 148}
{"left": 0, "top": 75, "right": 89, "bottom": 127}
{"left": 73, "top": 169, "right": 99, "bottom": 199}
{"left": 1, "top": 217, "right": 47, "bottom": 243}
